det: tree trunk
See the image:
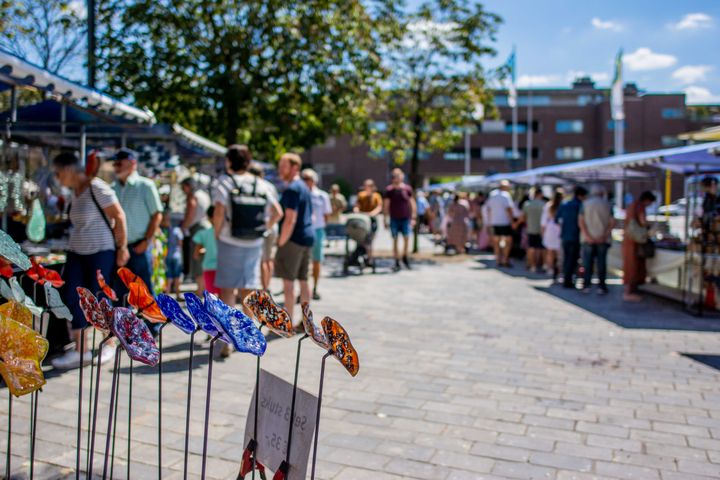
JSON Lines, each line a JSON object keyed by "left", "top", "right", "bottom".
{"left": 410, "top": 109, "right": 422, "bottom": 254}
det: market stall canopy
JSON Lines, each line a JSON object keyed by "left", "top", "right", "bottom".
{"left": 464, "top": 142, "right": 720, "bottom": 188}
{"left": 0, "top": 48, "right": 155, "bottom": 124}
{"left": 679, "top": 126, "right": 720, "bottom": 142}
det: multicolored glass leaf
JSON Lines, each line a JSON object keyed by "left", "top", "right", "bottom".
{"left": 111, "top": 307, "right": 160, "bottom": 366}
{"left": 321, "top": 317, "right": 359, "bottom": 377}
{"left": 203, "top": 291, "right": 266, "bottom": 356}
{"left": 0, "top": 228, "right": 31, "bottom": 271}
{"left": 243, "top": 290, "right": 294, "bottom": 338}
{"left": 301, "top": 303, "right": 330, "bottom": 349}
{"left": 77, "top": 287, "right": 111, "bottom": 332}
{"left": 0, "top": 316, "right": 49, "bottom": 396}
{"left": 156, "top": 294, "right": 196, "bottom": 335}
{"left": 117, "top": 267, "right": 166, "bottom": 323}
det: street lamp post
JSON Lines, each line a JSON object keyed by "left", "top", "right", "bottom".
{"left": 464, "top": 104, "right": 485, "bottom": 177}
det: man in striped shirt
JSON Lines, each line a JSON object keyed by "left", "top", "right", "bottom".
{"left": 111, "top": 149, "right": 163, "bottom": 323}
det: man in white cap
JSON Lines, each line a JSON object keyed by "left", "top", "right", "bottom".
{"left": 484, "top": 179, "right": 515, "bottom": 267}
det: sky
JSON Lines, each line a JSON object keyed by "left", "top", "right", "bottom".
{"left": 408, "top": 0, "right": 720, "bottom": 104}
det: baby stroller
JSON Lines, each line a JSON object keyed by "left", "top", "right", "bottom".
{"left": 343, "top": 213, "right": 376, "bottom": 274}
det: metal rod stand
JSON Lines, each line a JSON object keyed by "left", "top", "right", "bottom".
{"left": 200, "top": 334, "right": 222, "bottom": 480}
{"left": 75, "top": 326, "right": 88, "bottom": 480}
{"left": 279, "top": 334, "right": 308, "bottom": 477}
{"left": 158, "top": 322, "right": 169, "bottom": 479}
{"left": 109, "top": 352, "right": 122, "bottom": 480}
{"left": 86, "top": 328, "right": 97, "bottom": 474}
{"left": 183, "top": 327, "right": 200, "bottom": 480}
{"left": 252, "top": 356, "right": 261, "bottom": 480}
{"left": 88, "top": 335, "right": 113, "bottom": 477}
{"left": 127, "top": 359, "right": 133, "bottom": 479}
{"left": 310, "top": 352, "right": 332, "bottom": 480}
{"left": 6, "top": 389, "right": 11, "bottom": 480}
{"left": 29, "top": 311, "right": 45, "bottom": 480}
{"left": 102, "top": 348, "right": 122, "bottom": 479}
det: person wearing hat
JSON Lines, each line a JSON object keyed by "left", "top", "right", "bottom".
{"left": 111, "top": 148, "right": 164, "bottom": 320}
{"left": 485, "top": 179, "right": 516, "bottom": 267}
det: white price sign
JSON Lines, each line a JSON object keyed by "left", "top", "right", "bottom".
{"left": 243, "top": 369, "right": 318, "bottom": 480}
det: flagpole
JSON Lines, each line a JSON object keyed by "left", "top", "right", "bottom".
{"left": 512, "top": 101, "right": 518, "bottom": 168}
{"left": 612, "top": 48, "right": 625, "bottom": 210}
{"left": 526, "top": 89, "right": 533, "bottom": 171}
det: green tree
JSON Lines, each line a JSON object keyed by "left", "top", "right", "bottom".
{"left": 363, "top": 0, "right": 502, "bottom": 189}
{"left": 0, "top": 0, "right": 85, "bottom": 75}
{"left": 96, "top": 0, "right": 402, "bottom": 161}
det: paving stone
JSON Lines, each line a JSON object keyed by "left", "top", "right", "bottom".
{"left": 492, "top": 459, "right": 556, "bottom": 479}
{"left": 529, "top": 452, "right": 593, "bottom": 472}
{"left": 595, "top": 461, "right": 661, "bottom": 479}
{"left": 429, "top": 450, "right": 495, "bottom": 473}
{"left": 384, "top": 458, "right": 451, "bottom": 480}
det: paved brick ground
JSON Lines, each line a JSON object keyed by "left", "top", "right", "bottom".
{"left": 3, "top": 231, "right": 720, "bottom": 479}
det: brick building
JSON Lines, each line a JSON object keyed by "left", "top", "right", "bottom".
{"left": 303, "top": 78, "right": 720, "bottom": 191}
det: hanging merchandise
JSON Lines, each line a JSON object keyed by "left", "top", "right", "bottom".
{"left": 26, "top": 199, "right": 46, "bottom": 242}
{"left": 0, "top": 171, "right": 8, "bottom": 212}
{"left": 9, "top": 172, "right": 24, "bottom": 212}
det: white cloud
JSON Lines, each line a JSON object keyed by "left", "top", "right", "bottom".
{"left": 517, "top": 74, "right": 562, "bottom": 88}
{"left": 591, "top": 17, "right": 622, "bottom": 32}
{"left": 623, "top": 48, "right": 677, "bottom": 71}
{"left": 672, "top": 65, "right": 713, "bottom": 84}
{"left": 685, "top": 86, "right": 720, "bottom": 105}
{"left": 670, "top": 13, "right": 713, "bottom": 30}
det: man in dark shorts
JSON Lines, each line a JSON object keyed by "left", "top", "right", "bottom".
{"left": 383, "top": 168, "right": 416, "bottom": 271}
{"left": 519, "top": 187, "right": 546, "bottom": 272}
{"left": 485, "top": 180, "right": 516, "bottom": 267}
{"left": 275, "top": 152, "right": 314, "bottom": 321}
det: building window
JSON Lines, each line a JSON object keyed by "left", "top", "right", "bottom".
{"left": 662, "top": 108, "right": 684, "bottom": 119}
{"left": 494, "top": 95, "right": 551, "bottom": 107}
{"left": 503, "top": 121, "right": 540, "bottom": 134}
{"left": 444, "top": 148, "right": 481, "bottom": 161}
{"left": 607, "top": 120, "right": 627, "bottom": 131}
{"left": 504, "top": 148, "right": 539, "bottom": 160}
{"left": 661, "top": 136, "right": 683, "bottom": 147}
{"left": 556, "top": 120, "right": 584, "bottom": 133}
{"left": 556, "top": 147, "right": 583, "bottom": 160}
{"left": 481, "top": 147, "right": 505, "bottom": 159}
{"left": 481, "top": 120, "right": 505, "bottom": 133}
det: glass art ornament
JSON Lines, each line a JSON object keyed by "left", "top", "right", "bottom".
{"left": 300, "top": 303, "right": 330, "bottom": 349}
{"left": 0, "top": 171, "right": 8, "bottom": 212}
{"left": 44, "top": 283, "right": 72, "bottom": 320}
{"left": 117, "top": 267, "right": 166, "bottom": 323}
{"left": 77, "top": 287, "right": 111, "bottom": 333}
{"left": 26, "top": 198, "right": 46, "bottom": 242}
{"left": 9, "top": 172, "right": 23, "bottom": 212}
{"left": 184, "top": 292, "right": 222, "bottom": 338}
{"left": 96, "top": 269, "right": 117, "bottom": 302}
{"left": 0, "top": 315, "right": 49, "bottom": 396}
{"left": 0, "top": 228, "right": 31, "bottom": 271}
{"left": 203, "top": 291, "right": 266, "bottom": 356}
{"left": 0, "top": 258, "right": 13, "bottom": 278}
{"left": 0, "top": 277, "right": 42, "bottom": 317}
{"left": 243, "top": 290, "right": 294, "bottom": 338}
{"left": 111, "top": 307, "right": 160, "bottom": 366}
{"left": 156, "top": 294, "right": 195, "bottom": 335}
{"left": 0, "top": 300, "right": 32, "bottom": 327}
{"left": 27, "top": 257, "right": 64, "bottom": 287}
{"left": 321, "top": 317, "right": 359, "bottom": 377}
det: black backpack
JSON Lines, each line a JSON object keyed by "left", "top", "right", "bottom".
{"left": 228, "top": 176, "right": 267, "bottom": 240}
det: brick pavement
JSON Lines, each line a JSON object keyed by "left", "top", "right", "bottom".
{"left": 3, "top": 236, "right": 720, "bottom": 479}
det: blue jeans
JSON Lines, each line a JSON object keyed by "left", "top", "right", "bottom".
{"left": 582, "top": 243, "right": 609, "bottom": 289}
{"left": 62, "top": 250, "right": 116, "bottom": 330}
{"left": 562, "top": 240, "right": 580, "bottom": 287}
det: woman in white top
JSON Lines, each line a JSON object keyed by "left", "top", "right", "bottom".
{"left": 541, "top": 189, "right": 564, "bottom": 281}
{"left": 51, "top": 152, "right": 129, "bottom": 370}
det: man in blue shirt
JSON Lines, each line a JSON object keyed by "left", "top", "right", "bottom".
{"left": 275, "top": 152, "right": 314, "bottom": 322}
{"left": 556, "top": 186, "right": 588, "bottom": 289}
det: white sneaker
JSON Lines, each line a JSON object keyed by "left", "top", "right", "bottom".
{"left": 95, "top": 343, "right": 116, "bottom": 365}
{"left": 51, "top": 350, "right": 92, "bottom": 370}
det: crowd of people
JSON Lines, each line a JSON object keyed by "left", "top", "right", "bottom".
{"left": 49, "top": 146, "right": 421, "bottom": 369}
{"left": 425, "top": 180, "right": 657, "bottom": 302}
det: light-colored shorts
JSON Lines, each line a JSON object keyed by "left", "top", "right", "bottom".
{"left": 312, "top": 228, "right": 326, "bottom": 262}
{"left": 215, "top": 240, "right": 262, "bottom": 289}
{"left": 274, "top": 241, "right": 311, "bottom": 281}
{"left": 263, "top": 228, "right": 277, "bottom": 261}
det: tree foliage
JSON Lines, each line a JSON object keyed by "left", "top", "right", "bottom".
{"left": 363, "top": 0, "right": 502, "bottom": 188}
{"left": 0, "top": 0, "right": 85, "bottom": 75}
{"left": 96, "top": 0, "right": 402, "bottom": 162}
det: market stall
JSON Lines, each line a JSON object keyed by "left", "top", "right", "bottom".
{"left": 461, "top": 141, "right": 720, "bottom": 312}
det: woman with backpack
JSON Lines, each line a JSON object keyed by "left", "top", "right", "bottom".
{"left": 211, "top": 145, "right": 282, "bottom": 354}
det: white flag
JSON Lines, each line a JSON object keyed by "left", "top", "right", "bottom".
{"left": 507, "top": 48, "right": 517, "bottom": 108}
